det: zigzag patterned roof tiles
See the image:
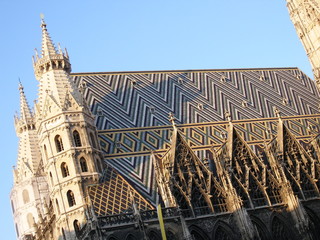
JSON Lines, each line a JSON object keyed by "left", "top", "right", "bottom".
{"left": 72, "top": 67, "right": 320, "bottom": 202}
{"left": 88, "top": 164, "right": 154, "bottom": 216}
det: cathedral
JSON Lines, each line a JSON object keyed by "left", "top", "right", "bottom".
{"left": 10, "top": 1, "right": 320, "bottom": 240}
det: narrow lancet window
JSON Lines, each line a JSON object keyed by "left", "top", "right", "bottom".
{"left": 55, "top": 135, "right": 64, "bottom": 152}
{"left": 73, "top": 130, "right": 82, "bottom": 147}
{"left": 80, "top": 157, "right": 88, "bottom": 172}
{"left": 61, "top": 162, "right": 70, "bottom": 177}
{"left": 62, "top": 228, "right": 66, "bottom": 240}
{"left": 56, "top": 199, "right": 60, "bottom": 214}
{"left": 90, "top": 133, "right": 97, "bottom": 148}
{"left": 49, "top": 172, "right": 54, "bottom": 186}
{"left": 44, "top": 144, "right": 48, "bottom": 160}
{"left": 27, "top": 213, "right": 35, "bottom": 229}
{"left": 67, "top": 190, "right": 76, "bottom": 207}
{"left": 74, "top": 220, "right": 81, "bottom": 235}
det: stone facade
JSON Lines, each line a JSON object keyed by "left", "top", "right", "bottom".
{"left": 10, "top": 83, "right": 50, "bottom": 239}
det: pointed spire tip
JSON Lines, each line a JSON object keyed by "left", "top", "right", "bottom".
{"left": 40, "top": 13, "right": 46, "bottom": 29}
{"left": 18, "top": 79, "right": 23, "bottom": 91}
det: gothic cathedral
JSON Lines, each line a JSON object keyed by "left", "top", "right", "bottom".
{"left": 10, "top": 1, "right": 320, "bottom": 240}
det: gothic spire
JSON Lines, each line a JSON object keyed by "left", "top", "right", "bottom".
{"left": 33, "top": 17, "right": 71, "bottom": 81}
{"left": 32, "top": 17, "right": 86, "bottom": 117}
{"left": 15, "top": 82, "right": 34, "bottom": 134}
{"left": 14, "top": 83, "right": 41, "bottom": 183}
{"left": 40, "top": 18, "right": 57, "bottom": 57}
{"left": 18, "top": 82, "right": 33, "bottom": 122}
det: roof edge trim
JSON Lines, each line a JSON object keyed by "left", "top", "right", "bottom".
{"left": 71, "top": 67, "right": 300, "bottom": 76}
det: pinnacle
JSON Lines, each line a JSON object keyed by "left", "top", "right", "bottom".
{"left": 40, "top": 18, "right": 57, "bottom": 57}
{"left": 18, "top": 82, "right": 33, "bottom": 121}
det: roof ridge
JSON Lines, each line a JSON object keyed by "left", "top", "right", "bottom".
{"left": 71, "top": 67, "right": 300, "bottom": 76}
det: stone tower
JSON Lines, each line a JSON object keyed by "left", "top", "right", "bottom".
{"left": 286, "top": 0, "right": 320, "bottom": 90}
{"left": 10, "top": 83, "right": 49, "bottom": 239}
{"left": 11, "top": 18, "right": 104, "bottom": 240}
{"left": 32, "top": 18, "right": 103, "bottom": 239}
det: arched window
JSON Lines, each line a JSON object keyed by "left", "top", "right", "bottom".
{"left": 126, "top": 234, "right": 137, "bottom": 240}
{"left": 61, "top": 228, "right": 66, "bottom": 240}
{"left": 212, "top": 221, "right": 235, "bottom": 240}
{"left": 22, "top": 189, "right": 30, "bottom": 204}
{"left": 271, "top": 216, "right": 293, "bottom": 240}
{"left": 251, "top": 216, "right": 272, "bottom": 240}
{"left": 43, "top": 144, "right": 48, "bottom": 160}
{"left": 147, "top": 231, "right": 161, "bottom": 240}
{"left": 80, "top": 157, "right": 88, "bottom": 172}
{"left": 167, "top": 231, "right": 177, "bottom": 240}
{"left": 55, "top": 135, "right": 64, "bottom": 152}
{"left": 89, "top": 133, "right": 97, "bottom": 148}
{"left": 56, "top": 199, "right": 60, "bottom": 214}
{"left": 61, "top": 162, "right": 70, "bottom": 177}
{"left": 214, "top": 226, "right": 235, "bottom": 240}
{"left": 73, "top": 220, "right": 81, "bottom": 235}
{"left": 49, "top": 172, "right": 53, "bottom": 186}
{"left": 67, "top": 190, "right": 76, "bottom": 207}
{"left": 73, "top": 130, "right": 82, "bottom": 147}
{"left": 189, "top": 225, "right": 210, "bottom": 240}
{"left": 27, "top": 213, "right": 35, "bottom": 229}
{"left": 305, "top": 207, "right": 320, "bottom": 238}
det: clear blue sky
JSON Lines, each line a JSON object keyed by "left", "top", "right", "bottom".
{"left": 0, "top": 0, "right": 313, "bottom": 238}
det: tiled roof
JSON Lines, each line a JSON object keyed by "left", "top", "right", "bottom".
{"left": 74, "top": 67, "right": 319, "bottom": 203}
{"left": 88, "top": 164, "right": 154, "bottom": 216}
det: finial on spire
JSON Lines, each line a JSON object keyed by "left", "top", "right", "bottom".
{"left": 224, "top": 110, "right": 232, "bottom": 122}
{"left": 39, "top": 15, "right": 58, "bottom": 57}
{"left": 18, "top": 78, "right": 23, "bottom": 91}
{"left": 33, "top": 17, "right": 71, "bottom": 80}
{"left": 64, "top": 48, "right": 69, "bottom": 58}
{"left": 16, "top": 80, "right": 33, "bottom": 128}
{"left": 168, "top": 112, "right": 177, "bottom": 127}
{"left": 34, "top": 48, "right": 39, "bottom": 59}
{"left": 58, "top": 43, "right": 62, "bottom": 54}
{"left": 40, "top": 13, "right": 46, "bottom": 29}
{"left": 273, "top": 106, "right": 281, "bottom": 119}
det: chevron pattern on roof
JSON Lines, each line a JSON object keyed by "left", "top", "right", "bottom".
{"left": 88, "top": 164, "right": 154, "bottom": 216}
{"left": 73, "top": 68, "right": 320, "bottom": 202}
